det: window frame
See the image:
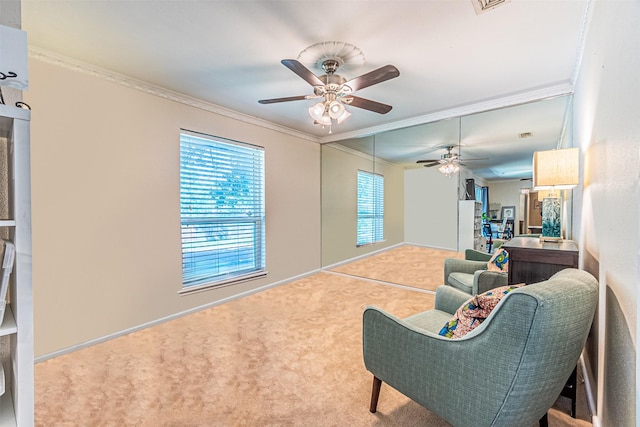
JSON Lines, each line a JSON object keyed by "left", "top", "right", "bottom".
{"left": 179, "top": 129, "right": 266, "bottom": 293}
{"left": 356, "top": 169, "right": 385, "bottom": 247}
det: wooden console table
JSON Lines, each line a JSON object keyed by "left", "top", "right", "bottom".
{"left": 502, "top": 237, "right": 579, "bottom": 286}
{"left": 502, "top": 236, "right": 580, "bottom": 418}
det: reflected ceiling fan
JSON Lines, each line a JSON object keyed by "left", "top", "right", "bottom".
{"left": 417, "top": 145, "right": 487, "bottom": 175}
{"left": 258, "top": 42, "right": 399, "bottom": 128}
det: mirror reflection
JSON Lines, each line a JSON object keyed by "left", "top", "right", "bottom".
{"left": 321, "top": 95, "right": 573, "bottom": 267}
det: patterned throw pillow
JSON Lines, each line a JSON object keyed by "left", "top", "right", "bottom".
{"left": 439, "top": 284, "right": 523, "bottom": 339}
{"left": 487, "top": 248, "right": 509, "bottom": 272}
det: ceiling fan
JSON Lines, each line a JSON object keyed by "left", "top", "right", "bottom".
{"left": 258, "top": 44, "right": 399, "bottom": 127}
{"left": 417, "top": 145, "right": 487, "bottom": 175}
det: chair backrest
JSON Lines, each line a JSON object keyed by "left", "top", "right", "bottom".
{"left": 482, "top": 222, "right": 492, "bottom": 239}
{"left": 452, "top": 268, "right": 598, "bottom": 426}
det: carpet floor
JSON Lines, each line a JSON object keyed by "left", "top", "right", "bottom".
{"left": 34, "top": 245, "right": 592, "bottom": 426}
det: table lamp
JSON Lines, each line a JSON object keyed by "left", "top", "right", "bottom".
{"left": 532, "top": 148, "right": 579, "bottom": 241}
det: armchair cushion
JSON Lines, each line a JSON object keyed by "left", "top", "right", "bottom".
{"left": 439, "top": 284, "right": 523, "bottom": 338}
{"left": 404, "top": 286, "right": 472, "bottom": 333}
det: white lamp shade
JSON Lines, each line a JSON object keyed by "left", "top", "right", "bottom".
{"left": 328, "top": 101, "right": 344, "bottom": 118}
{"left": 533, "top": 147, "right": 579, "bottom": 190}
{"left": 308, "top": 102, "right": 326, "bottom": 121}
{"left": 335, "top": 108, "right": 351, "bottom": 124}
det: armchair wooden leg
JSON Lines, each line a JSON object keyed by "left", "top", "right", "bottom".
{"left": 539, "top": 412, "right": 548, "bottom": 427}
{"left": 370, "top": 376, "right": 382, "bottom": 413}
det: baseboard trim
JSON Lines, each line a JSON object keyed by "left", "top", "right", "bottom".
{"left": 580, "top": 354, "right": 601, "bottom": 426}
{"left": 36, "top": 242, "right": 456, "bottom": 363}
{"left": 321, "top": 242, "right": 405, "bottom": 271}
{"left": 35, "top": 268, "right": 322, "bottom": 363}
{"left": 324, "top": 269, "right": 435, "bottom": 295}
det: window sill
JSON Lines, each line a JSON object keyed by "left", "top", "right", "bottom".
{"left": 179, "top": 271, "right": 267, "bottom": 296}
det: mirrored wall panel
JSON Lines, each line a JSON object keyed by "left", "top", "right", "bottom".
{"left": 321, "top": 95, "right": 573, "bottom": 267}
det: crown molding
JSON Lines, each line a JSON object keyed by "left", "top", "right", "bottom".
{"left": 28, "top": 46, "right": 320, "bottom": 143}
{"left": 320, "top": 83, "right": 574, "bottom": 143}
{"left": 28, "top": 46, "right": 575, "bottom": 147}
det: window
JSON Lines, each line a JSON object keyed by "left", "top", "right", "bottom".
{"left": 475, "top": 184, "right": 483, "bottom": 204}
{"left": 357, "top": 170, "right": 384, "bottom": 246}
{"left": 180, "top": 130, "right": 265, "bottom": 290}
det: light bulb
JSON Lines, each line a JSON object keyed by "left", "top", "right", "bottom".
{"left": 439, "top": 162, "right": 459, "bottom": 176}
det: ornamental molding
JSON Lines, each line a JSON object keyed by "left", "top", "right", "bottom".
{"left": 28, "top": 46, "right": 319, "bottom": 143}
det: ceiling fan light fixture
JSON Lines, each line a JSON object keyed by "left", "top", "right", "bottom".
{"left": 439, "top": 162, "right": 460, "bottom": 176}
{"left": 336, "top": 108, "right": 351, "bottom": 124}
{"left": 315, "top": 114, "right": 332, "bottom": 126}
{"left": 328, "top": 100, "right": 344, "bottom": 117}
{"left": 310, "top": 99, "right": 351, "bottom": 125}
{"left": 328, "top": 100, "right": 351, "bottom": 123}
{"left": 308, "top": 102, "right": 327, "bottom": 121}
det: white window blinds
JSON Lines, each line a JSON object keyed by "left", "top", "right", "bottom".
{"left": 357, "top": 170, "right": 384, "bottom": 246}
{"left": 180, "top": 131, "right": 265, "bottom": 288}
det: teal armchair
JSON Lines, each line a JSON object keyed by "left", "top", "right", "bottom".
{"left": 463, "top": 248, "right": 492, "bottom": 261}
{"left": 444, "top": 249, "right": 507, "bottom": 295}
{"left": 363, "top": 268, "right": 598, "bottom": 427}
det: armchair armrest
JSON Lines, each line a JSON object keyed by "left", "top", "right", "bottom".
{"left": 362, "top": 306, "right": 462, "bottom": 385}
{"left": 443, "top": 258, "right": 487, "bottom": 286}
{"left": 434, "top": 285, "right": 470, "bottom": 314}
{"left": 473, "top": 270, "right": 508, "bottom": 294}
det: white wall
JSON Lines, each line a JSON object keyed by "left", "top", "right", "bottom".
{"left": 404, "top": 167, "right": 459, "bottom": 250}
{"left": 25, "top": 58, "right": 321, "bottom": 358}
{"left": 572, "top": 0, "right": 639, "bottom": 425}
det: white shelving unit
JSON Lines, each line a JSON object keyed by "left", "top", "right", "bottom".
{"left": 0, "top": 102, "right": 33, "bottom": 426}
{"left": 458, "top": 200, "right": 484, "bottom": 252}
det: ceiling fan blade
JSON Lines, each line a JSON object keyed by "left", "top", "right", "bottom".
{"left": 346, "top": 96, "right": 392, "bottom": 114}
{"left": 423, "top": 162, "right": 442, "bottom": 168}
{"left": 281, "top": 59, "right": 324, "bottom": 87}
{"left": 344, "top": 65, "right": 400, "bottom": 92}
{"left": 416, "top": 159, "right": 439, "bottom": 164}
{"left": 258, "top": 95, "right": 313, "bottom": 104}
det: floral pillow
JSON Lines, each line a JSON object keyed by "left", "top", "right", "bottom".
{"left": 487, "top": 248, "right": 509, "bottom": 272}
{"left": 439, "top": 284, "right": 523, "bottom": 339}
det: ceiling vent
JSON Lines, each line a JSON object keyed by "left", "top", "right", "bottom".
{"left": 472, "top": 0, "right": 511, "bottom": 15}
{"left": 519, "top": 132, "right": 533, "bottom": 139}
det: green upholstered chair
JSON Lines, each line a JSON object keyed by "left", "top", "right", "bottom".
{"left": 463, "top": 248, "right": 492, "bottom": 261}
{"left": 363, "top": 268, "right": 598, "bottom": 427}
{"left": 444, "top": 249, "right": 508, "bottom": 295}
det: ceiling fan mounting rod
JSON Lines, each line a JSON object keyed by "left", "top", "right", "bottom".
{"left": 321, "top": 59, "right": 340, "bottom": 74}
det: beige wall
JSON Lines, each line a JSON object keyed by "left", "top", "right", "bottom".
{"left": 572, "top": 0, "right": 639, "bottom": 425}
{"left": 321, "top": 144, "right": 404, "bottom": 266}
{"left": 25, "top": 58, "right": 321, "bottom": 358}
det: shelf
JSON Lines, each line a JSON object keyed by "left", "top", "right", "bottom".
{"left": 0, "top": 306, "right": 16, "bottom": 337}
{"left": 0, "top": 37, "right": 33, "bottom": 426}
{"left": 0, "top": 103, "right": 30, "bottom": 121}
{"left": 0, "top": 390, "right": 15, "bottom": 427}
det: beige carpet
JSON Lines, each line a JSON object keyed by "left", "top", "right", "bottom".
{"left": 330, "top": 245, "right": 464, "bottom": 291}
{"left": 35, "top": 245, "right": 592, "bottom": 426}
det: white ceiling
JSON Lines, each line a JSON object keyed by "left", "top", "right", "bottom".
{"left": 21, "top": 0, "right": 589, "bottom": 180}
